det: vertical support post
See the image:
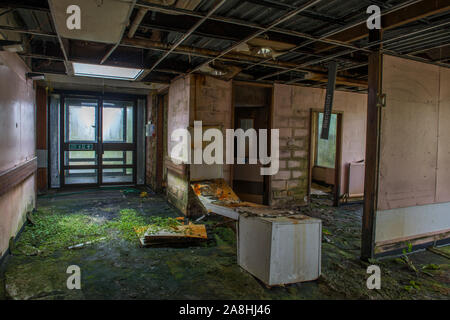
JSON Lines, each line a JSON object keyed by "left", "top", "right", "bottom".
{"left": 49, "top": 94, "right": 61, "bottom": 188}
{"left": 136, "top": 98, "right": 146, "bottom": 185}
{"left": 98, "top": 96, "right": 103, "bottom": 186}
{"left": 156, "top": 94, "right": 164, "bottom": 190}
{"left": 333, "top": 113, "right": 343, "bottom": 207}
{"left": 361, "top": 30, "right": 382, "bottom": 260}
{"left": 36, "top": 86, "right": 48, "bottom": 193}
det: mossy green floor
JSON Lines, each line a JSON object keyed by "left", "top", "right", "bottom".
{"left": 0, "top": 189, "right": 448, "bottom": 300}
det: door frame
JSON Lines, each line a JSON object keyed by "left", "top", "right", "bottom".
{"left": 308, "top": 109, "right": 343, "bottom": 207}
{"left": 58, "top": 90, "right": 144, "bottom": 188}
{"left": 231, "top": 82, "right": 273, "bottom": 205}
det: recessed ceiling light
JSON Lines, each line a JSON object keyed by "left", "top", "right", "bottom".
{"left": 213, "top": 69, "right": 226, "bottom": 76}
{"left": 72, "top": 62, "right": 144, "bottom": 80}
{"left": 257, "top": 47, "right": 272, "bottom": 56}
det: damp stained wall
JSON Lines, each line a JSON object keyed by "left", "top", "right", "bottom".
{"left": 375, "top": 55, "right": 450, "bottom": 245}
{"left": 0, "top": 52, "right": 36, "bottom": 257}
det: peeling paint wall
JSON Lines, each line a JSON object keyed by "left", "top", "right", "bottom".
{"left": 375, "top": 55, "right": 450, "bottom": 245}
{"left": 0, "top": 52, "right": 36, "bottom": 257}
{"left": 272, "top": 84, "right": 367, "bottom": 205}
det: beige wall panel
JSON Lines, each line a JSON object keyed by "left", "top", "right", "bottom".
{"left": 437, "top": 67, "right": 450, "bottom": 202}
{"left": 378, "top": 55, "right": 440, "bottom": 210}
{"left": 0, "top": 52, "right": 36, "bottom": 255}
{"left": 0, "top": 53, "right": 36, "bottom": 172}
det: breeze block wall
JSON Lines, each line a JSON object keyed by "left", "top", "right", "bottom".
{"left": 272, "top": 84, "right": 367, "bottom": 206}
{"left": 271, "top": 84, "right": 310, "bottom": 206}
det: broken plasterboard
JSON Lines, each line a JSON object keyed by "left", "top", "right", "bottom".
{"left": 191, "top": 179, "right": 297, "bottom": 220}
{"left": 135, "top": 222, "right": 207, "bottom": 247}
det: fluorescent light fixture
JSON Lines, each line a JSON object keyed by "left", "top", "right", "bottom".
{"left": 72, "top": 62, "right": 144, "bottom": 80}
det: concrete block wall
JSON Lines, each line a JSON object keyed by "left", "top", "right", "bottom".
{"left": 272, "top": 84, "right": 310, "bottom": 206}
{"left": 272, "top": 84, "right": 367, "bottom": 205}
{"left": 163, "top": 76, "right": 367, "bottom": 211}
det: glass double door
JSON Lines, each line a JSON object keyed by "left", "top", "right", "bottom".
{"left": 62, "top": 97, "right": 136, "bottom": 186}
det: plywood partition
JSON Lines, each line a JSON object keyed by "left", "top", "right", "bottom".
{"left": 436, "top": 67, "right": 450, "bottom": 203}
{"left": 374, "top": 55, "right": 450, "bottom": 253}
{"left": 378, "top": 55, "right": 440, "bottom": 210}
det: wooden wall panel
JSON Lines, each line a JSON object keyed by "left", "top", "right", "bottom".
{"left": 375, "top": 55, "right": 450, "bottom": 249}
{"left": 437, "top": 67, "right": 450, "bottom": 202}
{"left": 378, "top": 55, "right": 440, "bottom": 210}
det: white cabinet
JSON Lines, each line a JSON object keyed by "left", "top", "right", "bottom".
{"left": 238, "top": 214, "right": 322, "bottom": 286}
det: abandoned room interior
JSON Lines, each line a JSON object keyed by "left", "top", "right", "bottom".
{"left": 0, "top": 0, "right": 449, "bottom": 301}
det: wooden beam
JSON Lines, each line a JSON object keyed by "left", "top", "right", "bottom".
{"left": 375, "top": 229, "right": 450, "bottom": 256}
{"left": 0, "top": 158, "right": 37, "bottom": 198}
{"left": 304, "top": 74, "right": 368, "bottom": 88}
{"left": 361, "top": 30, "right": 382, "bottom": 261}
{"left": 315, "top": 0, "right": 450, "bottom": 53}
{"left": 123, "top": 37, "right": 367, "bottom": 87}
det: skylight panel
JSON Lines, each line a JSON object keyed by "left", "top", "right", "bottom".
{"left": 72, "top": 63, "right": 144, "bottom": 80}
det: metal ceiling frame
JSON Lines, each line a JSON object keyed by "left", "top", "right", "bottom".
{"left": 147, "top": 0, "right": 227, "bottom": 73}
{"left": 188, "top": 0, "right": 324, "bottom": 74}
{"left": 0, "top": 0, "right": 448, "bottom": 91}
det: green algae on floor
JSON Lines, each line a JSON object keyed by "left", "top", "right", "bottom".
{"left": 14, "top": 211, "right": 109, "bottom": 256}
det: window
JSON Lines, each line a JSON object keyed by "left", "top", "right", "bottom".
{"left": 72, "top": 62, "right": 144, "bottom": 80}
{"left": 240, "top": 118, "right": 254, "bottom": 131}
{"left": 102, "top": 101, "right": 134, "bottom": 142}
{"left": 316, "top": 113, "right": 337, "bottom": 168}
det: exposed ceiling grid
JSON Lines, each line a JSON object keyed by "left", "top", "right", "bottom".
{"left": 0, "top": 0, "right": 447, "bottom": 92}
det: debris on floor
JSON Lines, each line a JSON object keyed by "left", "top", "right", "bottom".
{"left": 135, "top": 217, "right": 208, "bottom": 247}
{"left": 1, "top": 188, "right": 448, "bottom": 300}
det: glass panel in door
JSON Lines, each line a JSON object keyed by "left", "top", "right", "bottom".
{"left": 63, "top": 98, "right": 99, "bottom": 185}
{"left": 101, "top": 100, "right": 135, "bottom": 184}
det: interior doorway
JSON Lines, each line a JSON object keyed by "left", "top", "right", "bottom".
{"left": 232, "top": 83, "right": 272, "bottom": 205}
{"left": 309, "top": 110, "right": 343, "bottom": 206}
{"left": 61, "top": 95, "right": 137, "bottom": 187}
